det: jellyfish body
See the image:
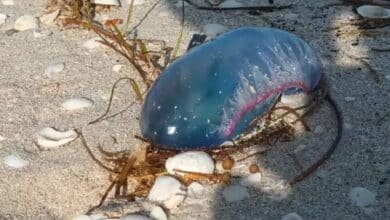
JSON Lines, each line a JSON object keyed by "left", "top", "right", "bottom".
{"left": 140, "top": 27, "right": 322, "bottom": 149}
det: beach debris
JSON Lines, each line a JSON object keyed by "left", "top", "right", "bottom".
{"left": 44, "top": 63, "right": 65, "bottom": 76}
{"left": 281, "top": 212, "right": 303, "bottom": 220}
{"left": 91, "top": 0, "right": 120, "bottom": 6}
{"left": 62, "top": 97, "right": 94, "bottom": 110}
{"left": 3, "top": 154, "right": 28, "bottom": 168}
{"left": 149, "top": 206, "right": 167, "bottom": 220}
{"left": 219, "top": 0, "right": 243, "bottom": 8}
{"left": 356, "top": 5, "right": 390, "bottom": 19}
{"left": 202, "top": 23, "right": 227, "bottom": 39}
{"left": 40, "top": 9, "right": 60, "bottom": 26}
{"left": 83, "top": 37, "right": 103, "bottom": 50}
{"left": 36, "top": 127, "right": 78, "bottom": 149}
{"left": 1, "top": 0, "right": 14, "bottom": 6}
{"left": 165, "top": 151, "right": 215, "bottom": 175}
{"left": 120, "top": 215, "right": 151, "bottom": 220}
{"left": 240, "top": 173, "right": 262, "bottom": 187}
{"left": 112, "top": 64, "right": 123, "bottom": 72}
{"left": 349, "top": 187, "right": 377, "bottom": 208}
{"left": 14, "top": 15, "right": 39, "bottom": 31}
{"left": 344, "top": 96, "right": 356, "bottom": 102}
{"left": 222, "top": 185, "right": 249, "bottom": 202}
{"left": 187, "top": 182, "right": 205, "bottom": 196}
{"left": 33, "top": 29, "right": 52, "bottom": 38}
{"left": 148, "top": 176, "right": 187, "bottom": 209}
{"left": 0, "top": 13, "right": 7, "bottom": 26}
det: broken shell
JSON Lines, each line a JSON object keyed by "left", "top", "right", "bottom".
{"left": 62, "top": 97, "right": 94, "bottom": 110}
{"left": 36, "top": 127, "right": 78, "bottom": 149}
{"left": 165, "top": 151, "right": 214, "bottom": 175}
{"left": 356, "top": 5, "right": 390, "bottom": 19}
{"left": 3, "top": 154, "right": 29, "bottom": 168}
{"left": 91, "top": 0, "right": 120, "bottom": 6}
{"left": 40, "top": 9, "right": 60, "bottom": 26}
{"left": 14, "top": 15, "right": 39, "bottom": 31}
{"left": 148, "top": 176, "right": 186, "bottom": 209}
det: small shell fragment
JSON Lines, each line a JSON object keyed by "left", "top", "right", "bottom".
{"left": 357, "top": 5, "right": 390, "bottom": 19}
{"left": 0, "top": 13, "right": 7, "bottom": 26}
{"left": 148, "top": 176, "right": 186, "bottom": 209}
{"left": 40, "top": 9, "right": 60, "bottom": 26}
{"left": 62, "top": 97, "right": 94, "bottom": 110}
{"left": 3, "top": 154, "right": 29, "bottom": 168}
{"left": 91, "top": 0, "right": 120, "bottom": 6}
{"left": 165, "top": 151, "right": 214, "bottom": 175}
{"left": 44, "top": 63, "right": 65, "bottom": 76}
{"left": 14, "top": 15, "right": 39, "bottom": 31}
{"left": 222, "top": 185, "right": 249, "bottom": 202}
{"left": 36, "top": 127, "right": 78, "bottom": 149}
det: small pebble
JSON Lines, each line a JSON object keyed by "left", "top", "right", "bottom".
{"left": 220, "top": 0, "right": 243, "bottom": 8}
{"left": 148, "top": 176, "right": 186, "bottom": 209}
{"left": 120, "top": 215, "right": 151, "bottom": 220}
{"left": 222, "top": 185, "right": 249, "bottom": 202}
{"left": 202, "top": 23, "right": 227, "bottom": 39}
{"left": 62, "top": 97, "right": 94, "bottom": 110}
{"left": 112, "top": 64, "right": 123, "bottom": 72}
{"left": 349, "top": 187, "right": 377, "bottom": 208}
{"left": 14, "top": 14, "right": 39, "bottom": 31}
{"left": 149, "top": 206, "right": 167, "bottom": 220}
{"left": 44, "top": 63, "right": 65, "bottom": 76}
{"left": 281, "top": 212, "right": 303, "bottom": 220}
{"left": 240, "top": 173, "right": 262, "bottom": 187}
{"left": 344, "top": 96, "right": 356, "bottom": 102}
{"left": 0, "top": 13, "right": 7, "bottom": 26}
{"left": 33, "top": 29, "right": 52, "bottom": 38}
{"left": 3, "top": 154, "right": 29, "bottom": 168}
{"left": 83, "top": 37, "right": 102, "bottom": 50}
{"left": 1, "top": 0, "right": 14, "bottom": 5}
{"left": 92, "top": 0, "right": 120, "bottom": 6}
{"left": 39, "top": 9, "right": 59, "bottom": 26}
{"left": 36, "top": 127, "right": 78, "bottom": 149}
{"left": 165, "top": 151, "right": 214, "bottom": 175}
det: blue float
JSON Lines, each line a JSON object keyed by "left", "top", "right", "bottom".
{"left": 140, "top": 27, "right": 322, "bottom": 149}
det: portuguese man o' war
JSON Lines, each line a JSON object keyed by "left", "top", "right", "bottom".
{"left": 140, "top": 27, "right": 322, "bottom": 149}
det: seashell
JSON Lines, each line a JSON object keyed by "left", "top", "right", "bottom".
{"left": 140, "top": 27, "right": 322, "bottom": 149}
{"left": 14, "top": 15, "right": 39, "bottom": 31}
{"left": 120, "top": 215, "right": 151, "bottom": 220}
{"left": 3, "top": 154, "right": 29, "bottom": 168}
{"left": 281, "top": 213, "right": 303, "bottom": 220}
{"left": 36, "top": 127, "right": 78, "bottom": 149}
{"left": 40, "top": 9, "right": 60, "bottom": 26}
{"left": 356, "top": 5, "right": 390, "bottom": 19}
{"left": 149, "top": 206, "right": 167, "bottom": 220}
{"left": 91, "top": 0, "right": 120, "bottom": 6}
{"left": 165, "top": 151, "right": 214, "bottom": 175}
{"left": 349, "top": 187, "right": 377, "bottom": 208}
{"left": 62, "top": 97, "right": 94, "bottom": 110}
{"left": 148, "top": 176, "right": 186, "bottom": 209}
{"left": 44, "top": 63, "right": 65, "bottom": 76}
{"left": 1, "top": 0, "right": 14, "bottom": 5}
{"left": 219, "top": 0, "right": 243, "bottom": 8}
{"left": 0, "top": 13, "right": 7, "bottom": 26}
{"left": 202, "top": 23, "right": 227, "bottom": 39}
{"left": 222, "top": 185, "right": 249, "bottom": 202}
